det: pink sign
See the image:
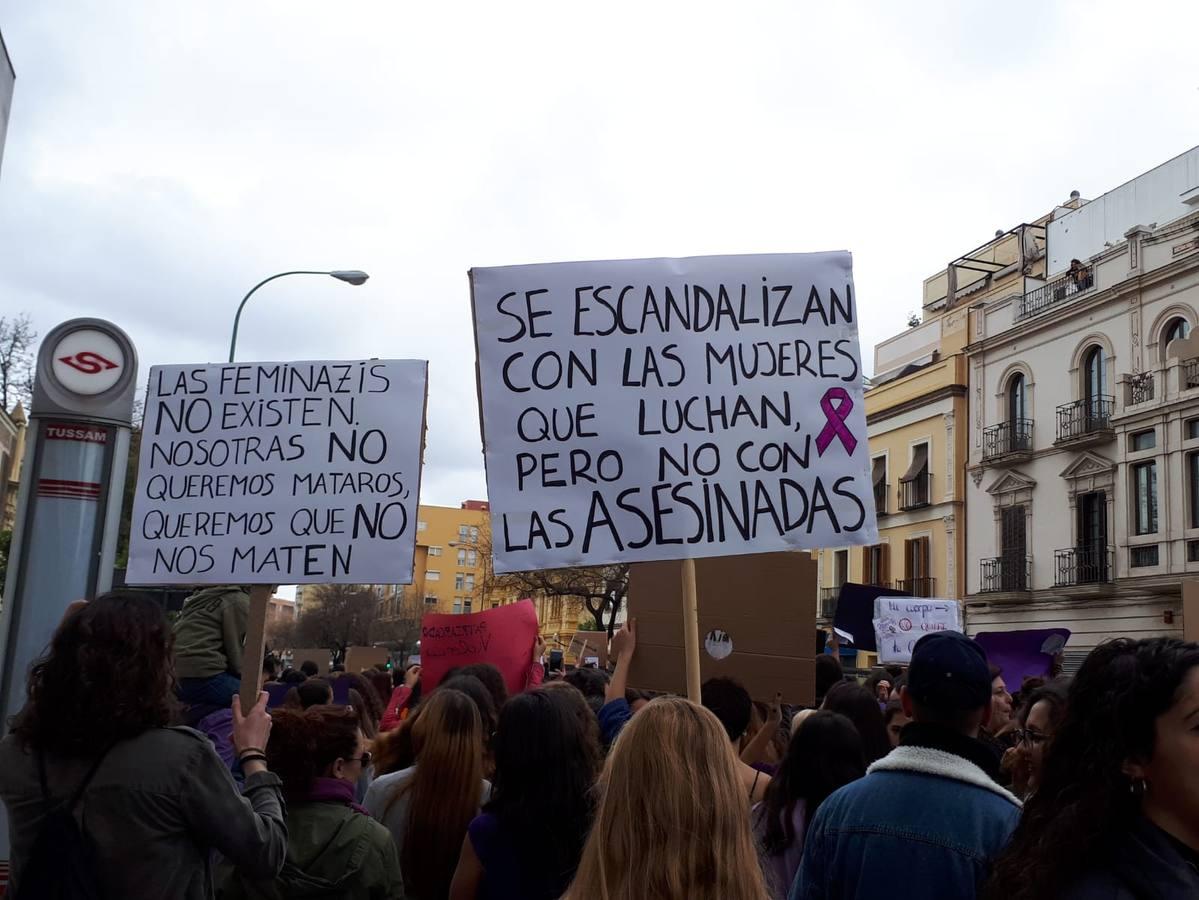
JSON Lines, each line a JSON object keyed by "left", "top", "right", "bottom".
{"left": 420, "top": 599, "right": 539, "bottom": 696}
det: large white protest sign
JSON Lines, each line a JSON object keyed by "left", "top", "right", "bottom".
{"left": 471, "top": 252, "right": 878, "bottom": 573}
{"left": 873, "top": 597, "right": 963, "bottom": 665}
{"left": 127, "top": 359, "right": 427, "bottom": 585}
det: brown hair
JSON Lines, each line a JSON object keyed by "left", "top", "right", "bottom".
{"left": 389, "top": 689, "right": 483, "bottom": 899}
{"left": 13, "top": 592, "right": 175, "bottom": 755}
{"left": 540, "top": 681, "right": 601, "bottom": 760}
{"left": 265, "top": 705, "right": 361, "bottom": 799}
{"left": 565, "top": 697, "right": 769, "bottom": 900}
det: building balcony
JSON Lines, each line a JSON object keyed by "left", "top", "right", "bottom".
{"left": 1017, "top": 266, "right": 1096, "bottom": 320}
{"left": 1055, "top": 397, "right": 1114, "bottom": 446}
{"left": 819, "top": 586, "right": 839, "bottom": 619}
{"left": 1054, "top": 544, "right": 1114, "bottom": 588}
{"left": 1124, "top": 372, "right": 1155, "bottom": 407}
{"left": 982, "top": 419, "right": 1034, "bottom": 465}
{"left": 873, "top": 481, "right": 890, "bottom": 516}
{"left": 894, "top": 576, "right": 936, "bottom": 598}
{"left": 898, "top": 473, "right": 932, "bottom": 511}
{"left": 980, "top": 555, "right": 1031, "bottom": 594}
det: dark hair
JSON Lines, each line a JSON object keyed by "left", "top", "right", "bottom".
{"left": 759, "top": 712, "right": 865, "bottom": 855}
{"left": 13, "top": 592, "right": 175, "bottom": 755}
{"left": 341, "top": 673, "right": 384, "bottom": 729}
{"left": 986, "top": 639, "right": 1199, "bottom": 900}
{"left": 488, "top": 689, "right": 597, "bottom": 895}
{"left": 1018, "top": 679, "right": 1069, "bottom": 731}
{"left": 280, "top": 667, "right": 306, "bottom": 685}
{"left": 367, "top": 671, "right": 393, "bottom": 706}
{"left": 988, "top": 663, "right": 1004, "bottom": 683}
{"left": 380, "top": 674, "right": 497, "bottom": 775}
{"left": 701, "top": 677, "right": 753, "bottom": 742}
{"left": 263, "top": 654, "right": 280, "bottom": 679}
{"left": 564, "top": 666, "right": 609, "bottom": 701}
{"left": 264, "top": 705, "right": 360, "bottom": 798}
{"left": 458, "top": 663, "right": 508, "bottom": 710}
{"left": 882, "top": 699, "right": 907, "bottom": 728}
{"left": 393, "top": 667, "right": 407, "bottom": 688}
{"left": 863, "top": 670, "right": 892, "bottom": 697}
{"left": 540, "top": 681, "right": 602, "bottom": 759}
{"left": 815, "top": 654, "right": 844, "bottom": 702}
{"left": 441, "top": 675, "right": 498, "bottom": 739}
{"left": 299, "top": 660, "right": 319, "bottom": 678}
{"left": 330, "top": 663, "right": 346, "bottom": 673}
{"left": 822, "top": 681, "right": 891, "bottom": 764}
{"left": 295, "top": 678, "right": 333, "bottom": 708}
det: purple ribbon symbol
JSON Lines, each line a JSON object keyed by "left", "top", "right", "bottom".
{"left": 815, "top": 387, "right": 857, "bottom": 456}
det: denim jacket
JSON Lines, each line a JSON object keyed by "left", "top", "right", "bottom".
{"left": 789, "top": 724, "right": 1021, "bottom": 900}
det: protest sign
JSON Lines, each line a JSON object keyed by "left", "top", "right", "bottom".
{"left": 345, "top": 646, "right": 392, "bottom": 672}
{"left": 627, "top": 552, "right": 817, "bottom": 705}
{"left": 569, "top": 631, "right": 609, "bottom": 668}
{"left": 1186, "top": 580, "right": 1199, "bottom": 642}
{"left": 126, "top": 359, "right": 428, "bottom": 585}
{"left": 974, "top": 629, "right": 1070, "bottom": 689}
{"left": 470, "top": 253, "right": 877, "bottom": 575}
{"left": 873, "top": 597, "right": 963, "bottom": 665}
{"left": 833, "top": 582, "right": 912, "bottom": 652}
{"left": 291, "top": 648, "right": 331, "bottom": 675}
{"left": 420, "top": 599, "right": 539, "bottom": 696}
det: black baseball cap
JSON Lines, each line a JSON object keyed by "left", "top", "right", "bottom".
{"left": 906, "top": 632, "right": 991, "bottom": 712}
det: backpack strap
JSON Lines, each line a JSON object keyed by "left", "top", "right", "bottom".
{"left": 36, "top": 743, "right": 119, "bottom": 813}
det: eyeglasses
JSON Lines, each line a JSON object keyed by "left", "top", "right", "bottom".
{"left": 1014, "top": 729, "right": 1049, "bottom": 747}
{"left": 346, "top": 750, "right": 373, "bottom": 767}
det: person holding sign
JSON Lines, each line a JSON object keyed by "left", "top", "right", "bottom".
{"left": 173, "top": 584, "right": 251, "bottom": 714}
{"left": 790, "top": 632, "right": 1020, "bottom": 900}
{"left": 0, "top": 592, "right": 286, "bottom": 900}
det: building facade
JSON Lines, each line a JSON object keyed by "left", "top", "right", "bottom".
{"left": 0, "top": 404, "right": 26, "bottom": 530}
{"left": 964, "top": 147, "right": 1199, "bottom": 663}
{"left": 0, "top": 29, "right": 13, "bottom": 180}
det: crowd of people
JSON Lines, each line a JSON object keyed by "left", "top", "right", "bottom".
{"left": 1, "top": 587, "right": 1199, "bottom": 899}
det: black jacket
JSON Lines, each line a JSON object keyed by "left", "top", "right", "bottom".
{"left": 1063, "top": 817, "right": 1199, "bottom": 899}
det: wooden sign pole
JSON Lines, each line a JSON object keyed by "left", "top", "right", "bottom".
{"left": 682, "top": 558, "right": 701, "bottom": 703}
{"left": 239, "top": 585, "right": 273, "bottom": 714}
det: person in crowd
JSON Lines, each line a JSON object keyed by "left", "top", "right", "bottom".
{"left": 262, "top": 654, "right": 281, "bottom": 684}
{"left": 0, "top": 592, "right": 286, "bottom": 899}
{"left": 300, "top": 659, "right": 320, "bottom": 678}
{"left": 450, "top": 688, "right": 598, "bottom": 899}
{"left": 220, "top": 705, "right": 403, "bottom": 900}
{"left": 540, "top": 680, "right": 602, "bottom": 759}
{"left": 755, "top": 712, "right": 866, "bottom": 899}
{"left": 1001, "top": 679, "right": 1068, "bottom": 800}
{"left": 343, "top": 673, "right": 385, "bottom": 728}
{"left": 564, "top": 696, "right": 770, "bottom": 900}
{"left": 864, "top": 671, "right": 892, "bottom": 705}
{"left": 368, "top": 670, "right": 395, "bottom": 708}
{"left": 821, "top": 681, "right": 892, "bottom": 764}
{"left": 173, "top": 584, "right": 250, "bottom": 714}
{"left": 987, "top": 638, "right": 1199, "bottom": 899}
{"left": 790, "top": 708, "right": 817, "bottom": 736}
{"left": 365, "top": 689, "right": 489, "bottom": 900}
{"left": 280, "top": 667, "right": 307, "bottom": 685}
{"left": 883, "top": 699, "right": 911, "bottom": 749}
{"left": 331, "top": 663, "right": 347, "bottom": 674}
{"left": 381, "top": 664, "right": 423, "bottom": 732}
{"left": 564, "top": 665, "right": 610, "bottom": 715}
{"left": 292, "top": 678, "right": 334, "bottom": 708}
{"left": 597, "top": 620, "right": 638, "bottom": 747}
{"left": 814, "top": 654, "right": 844, "bottom": 707}
{"left": 741, "top": 697, "right": 787, "bottom": 772}
{"left": 791, "top": 632, "right": 1021, "bottom": 900}
{"left": 978, "top": 664, "right": 1015, "bottom": 770}
{"left": 703, "top": 677, "right": 773, "bottom": 803}
{"left": 376, "top": 675, "right": 498, "bottom": 778}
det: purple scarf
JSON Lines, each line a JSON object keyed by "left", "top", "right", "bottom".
{"left": 303, "top": 777, "right": 370, "bottom": 816}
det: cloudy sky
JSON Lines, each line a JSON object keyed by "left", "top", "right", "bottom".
{"left": 1, "top": 1, "right": 1196, "bottom": 507}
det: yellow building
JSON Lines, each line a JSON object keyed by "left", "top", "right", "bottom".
{"left": 817, "top": 223, "right": 1053, "bottom": 663}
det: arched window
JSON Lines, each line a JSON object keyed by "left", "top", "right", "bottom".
{"left": 1083, "top": 346, "right": 1106, "bottom": 411}
{"left": 1007, "top": 374, "right": 1026, "bottom": 423}
{"left": 1163, "top": 317, "right": 1190, "bottom": 360}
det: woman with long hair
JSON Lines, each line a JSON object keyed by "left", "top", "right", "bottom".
{"left": 0, "top": 592, "right": 285, "bottom": 899}
{"left": 450, "top": 688, "right": 598, "bottom": 899}
{"left": 563, "top": 697, "right": 769, "bottom": 900}
{"left": 1002, "top": 679, "right": 1069, "bottom": 800}
{"left": 220, "top": 705, "right": 403, "bottom": 899}
{"left": 986, "top": 638, "right": 1199, "bottom": 899}
{"left": 821, "top": 681, "right": 892, "bottom": 764}
{"left": 372, "top": 675, "right": 497, "bottom": 778}
{"left": 365, "top": 689, "right": 488, "bottom": 899}
{"left": 753, "top": 711, "right": 866, "bottom": 898}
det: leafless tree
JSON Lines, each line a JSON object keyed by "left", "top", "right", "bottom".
{"left": 0, "top": 314, "right": 36, "bottom": 412}
{"left": 294, "top": 583, "right": 380, "bottom": 663}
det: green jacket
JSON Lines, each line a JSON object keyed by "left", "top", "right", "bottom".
{"left": 222, "top": 801, "right": 405, "bottom": 900}
{"left": 174, "top": 586, "right": 250, "bottom": 679}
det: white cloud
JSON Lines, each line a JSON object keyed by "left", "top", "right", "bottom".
{"left": 1, "top": 0, "right": 1196, "bottom": 505}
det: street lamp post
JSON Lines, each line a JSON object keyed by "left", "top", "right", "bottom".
{"left": 228, "top": 269, "right": 369, "bottom": 362}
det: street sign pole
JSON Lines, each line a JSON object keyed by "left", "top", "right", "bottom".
{"left": 0, "top": 318, "right": 137, "bottom": 855}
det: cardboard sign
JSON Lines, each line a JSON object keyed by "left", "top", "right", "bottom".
{"left": 290, "top": 649, "right": 331, "bottom": 675}
{"left": 470, "top": 253, "right": 877, "bottom": 574}
{"left": 873, "top": 597, "right": 963, "bottom": 665}
{"left": 569, "top": 631, "right": 610, "bottom": 668}
{"left": 345, "top": 646, "right": 392, "bottom": 672}
{"left": 973, "top": 629, "right": 1070, "bottom": 689}
{"left": 627, "top": 552, "right": 816, "bottom": 705}
{"left": 1185, "top": 580, "right": 1199, "bottom": 643}
{"left": 420, "top": 599, "right": 539, "bottom": 696}
{"left": 126, "top": 360, "right": 428, "bottom": 585}
{"left": 832, "top": 582, "right": 912, "bottom": 652}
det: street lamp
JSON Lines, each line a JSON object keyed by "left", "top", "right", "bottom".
{"left": 228, "top": 269, "right": 370, "bottom": 362}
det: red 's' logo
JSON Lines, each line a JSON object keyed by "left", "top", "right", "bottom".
{"left": 58, "top": 352, "right": 119, "bottom": 374}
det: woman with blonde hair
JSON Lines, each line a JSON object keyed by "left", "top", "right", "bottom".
{"left": 564, "top": 696, "right": 770, "bottom": 900}
{"left": 364, "top": 689, "right": 490, "bottom": 900}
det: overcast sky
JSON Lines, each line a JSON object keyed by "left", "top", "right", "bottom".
{"left": 1, "top": 1, "right": 1196, "bottom": 508}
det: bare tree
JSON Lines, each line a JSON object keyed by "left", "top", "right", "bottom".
{"left": 369, "top": 590, "right": 424, "bottom": 653}
{"left": 476, "top": 522, "right": 627, "bottom": 637}
{"left": 0, "top": 314, "right": 36, "bottom": 412}
{"left": 294, "top": 584, "right": 379, "bottom": 663}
